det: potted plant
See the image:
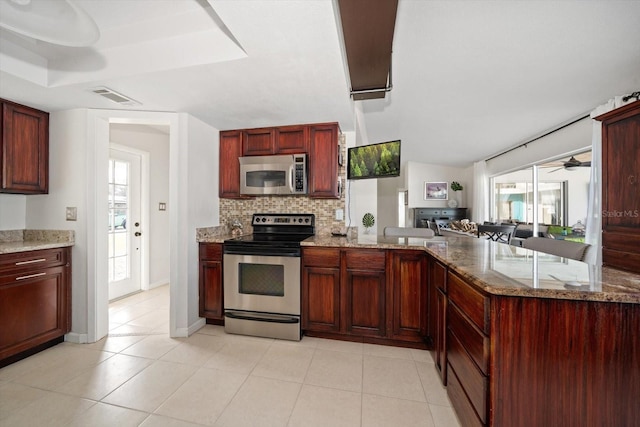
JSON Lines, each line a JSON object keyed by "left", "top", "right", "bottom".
{"left": 362, "top": 212, "right": 375, "bottom": 234}
{"left": 450, "top": 181, "right": 463, "bottom": 208}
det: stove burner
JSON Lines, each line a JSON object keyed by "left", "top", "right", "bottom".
{"left": 224, "top": 213, "right": 315, "bottom": 257}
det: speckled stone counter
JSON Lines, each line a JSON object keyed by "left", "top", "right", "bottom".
{"left": 196, "top": 225, "right": 232, "bottom": 243}
{"left": 301, "top": 233, "right": 640, "bottom": 304}
{"left": 0, "top": 230, "right": 75, "bottom": 254}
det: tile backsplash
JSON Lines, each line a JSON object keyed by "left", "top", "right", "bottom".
{"left": 220, "top": 196, "right": 346, "bottom": 236}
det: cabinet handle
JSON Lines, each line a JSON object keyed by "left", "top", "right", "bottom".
{"left": 16, "top": 272, "right": 46, "bottom": 281}
{"left": 15, "top": 258, "right": 47, "bottom": 266}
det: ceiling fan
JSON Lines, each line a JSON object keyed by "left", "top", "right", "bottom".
{"left": 547, "top": 156, "right": 592, "bottom": 172}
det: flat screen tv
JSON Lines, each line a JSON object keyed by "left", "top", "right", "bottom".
{"left": 347, "top": 140, "right": 401, "bottom": 180}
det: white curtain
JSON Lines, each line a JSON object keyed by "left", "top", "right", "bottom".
{"left": 472, "top": 160, "right": 489, "bottom": 224}
{"left": 585, "top": 95, "right": 636, "bottom": 265}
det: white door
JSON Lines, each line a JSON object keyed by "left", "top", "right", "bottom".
{"left": 108, "top": 149, "right": 142, "bottom": 300}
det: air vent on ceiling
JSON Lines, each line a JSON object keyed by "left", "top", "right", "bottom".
{"left": 90, "top": 87, "right": 141, "bottom": 106}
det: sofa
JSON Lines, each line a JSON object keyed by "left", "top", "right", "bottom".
{"left": 521, "top": 237, "right": 591, "bottom": 262}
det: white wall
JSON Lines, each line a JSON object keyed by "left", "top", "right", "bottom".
{"left": 183, "top": 114, "right": 219, "bottom": 331}
{"left": 377, "top": 175, "right": 404, "bottom": 231}
{"left": 0, "top": 194, "right": 26, "bottom": 229}
{"left": 109, "top": 124, "right": 170, "bottom": 288}
{"left": 404, "top": 161, "right": 473, "bottom": 225}
{"left": 25, "top": 109, "right": 90, "bottom": 336}
{"left": 486, "top": 117, "right": 591, "bottom": 176}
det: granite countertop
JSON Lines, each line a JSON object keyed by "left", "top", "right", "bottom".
{"left": 302, "top": 234, "right": 640, "bottom": 304}
{"left": 0, "top": 230, "right": 75, "bottom": 254}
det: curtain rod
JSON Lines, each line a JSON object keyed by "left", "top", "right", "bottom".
{"left": 485, "top": 114, "right": 590, "bottom": 162}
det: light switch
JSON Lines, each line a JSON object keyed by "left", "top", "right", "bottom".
{"left": 159, "top": 202, "right": 166, "bottom": 211}
{"left": 335, "top": 209, "right": 344, "bottom": 221}
{"left": 66, "top": 207, "right": 77, "bottom": 221}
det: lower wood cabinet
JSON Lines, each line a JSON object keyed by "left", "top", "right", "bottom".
{"left": 302, "top": 246, "right": 429, "bottom": 346}
{"left": 442, "top": 269, "right": 640, "bottom": 426}
{"left": 344, "top": 249, "right": 386, "bottom": 337}
{"left": 198, "top": 243, "right": 224, "bottom": 323}
{"left": 0, "top": 247, "right": 71, "bottom": 366}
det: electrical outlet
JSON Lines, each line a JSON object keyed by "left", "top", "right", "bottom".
{"left": 66, "top": 207, "right": 77, "bottom": 221}
{"left": 335, "top": 209, "right": 344, "bottom": 221}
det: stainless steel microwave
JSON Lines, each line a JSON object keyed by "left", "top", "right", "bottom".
{"left": 239, "top": 154, "right": 307, "bottom": 195}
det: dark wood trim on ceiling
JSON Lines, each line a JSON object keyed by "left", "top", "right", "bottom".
{"left": 337, "top": 0, "right": 398, "bottom": 100}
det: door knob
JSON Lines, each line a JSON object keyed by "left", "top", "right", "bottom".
{"left": 135, "top": 232, "right": 142, "bottom": 237}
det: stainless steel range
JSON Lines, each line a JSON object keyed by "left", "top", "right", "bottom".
{"left": 223, "top": 213, "right": 315, "bottom": 341}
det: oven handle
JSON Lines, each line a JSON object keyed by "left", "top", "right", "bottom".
{"left": 225, "top": 311, "right": 299, "bottom": 324}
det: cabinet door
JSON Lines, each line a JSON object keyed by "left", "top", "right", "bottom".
{"left": 219, "top": 130, "right": 245, "bottom": 198}
{"left": 1, "top": 101, "right": 49, "bottom": 194}
{"left": 0, "top": 265, "right": 69, "bottom": 361}
{"left": 275, "top": 125, "right": 308, "bottom": 154}
{"left": 199, "top": 244, "right": 224, "bottom": 321}
{"left": 242, "top": 128, "right": 275, "bottom": 155}
{"left": 388, "top": 250, "right": 428, "bottom": 342}
{"left": 308, "top": 123, "right": 339, "bottom": 198}
{"left": 343, "top": 249, "right": 386, "bottom": 337}
{"left": 436, "top": 288, "right": 447, "bottom": 384}
{"left": 302, "top": 266, "right": 341, "bottom": 332}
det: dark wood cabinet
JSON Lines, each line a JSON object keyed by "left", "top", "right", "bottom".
{"left": 388, "top": 250, "right": 427, "bottom": 342}
{"left": 219, "top": 130, "right": 248, "bottom": 199}
{"left": 219, "top": 122, "right": 340, "bottom": 199}
{"left": 198, "top": 243, "right": 224, "bottom": 323}
{"left": 595, "top": 101, "right": 640, "bottom": 273}
{"left": 275, "top": 125, "right": 308, "bottom": 154}
{"left": 308, "top": 123, "right": 340, "bottom": 198}
{"left": 302, "top": 246, "right": 428, "bottom": 346}
{"left": 446, "top": 271, "right": 489, "bottom": 426}
{"left": 0, "top": 247, "right": 71, "bottom": 366}
{"left": 429, "top": 257, "right": 447, "bottom": 384}
{"left": 343, "top": 249, "right": 386, "bottom": 337}
{"left": 242, "top": 127, "right": 276, "bottom": 156}
{"left": 302, "top": 247, "right": 341, "bottom": 332}
{"left": 1, "top": 99, "right": 49, "bottom": 194}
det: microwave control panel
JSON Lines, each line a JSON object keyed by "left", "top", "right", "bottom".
{"left": 293, "top": 154, "right": 306, "bottom": 193}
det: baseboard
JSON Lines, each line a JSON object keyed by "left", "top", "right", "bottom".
{"left": 149, "top": 280, "right": 169, "bottom": 289}
{"left": 65, "top": 332, "right": 88, "bottom": 344}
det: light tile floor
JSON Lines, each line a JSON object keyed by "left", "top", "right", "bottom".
{"left": 0, "top": 285, "right": 462, "bottom": 426}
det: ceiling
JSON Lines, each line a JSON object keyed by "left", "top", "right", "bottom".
{"left": 1, "top": 0, "right": 639, "bottom": 167}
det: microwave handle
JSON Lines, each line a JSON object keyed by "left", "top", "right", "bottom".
{"left": 289, "top": 164, "right": 295, "bottom": 193}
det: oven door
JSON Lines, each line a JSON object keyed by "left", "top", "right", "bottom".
{"left": 223, "top": 253, "right": 300, "bottom": 316}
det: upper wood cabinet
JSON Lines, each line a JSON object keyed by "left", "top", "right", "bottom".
{"left": 275, "top": 125, "right": 308, "bottom": 154}
{"left": 308, "top": 123, "right": 340, "bottom": 198}
{"left": 219, "top": 121, "right": 341, "bottom": 199}
{"left": 1, "top": 99, "right": 49, "bottom": 194}
{"left": 219, "top": 130, "right": 247, "bottom": 199}
{"left": 242, "top": 127, "right": 276, "bottom": 156}
{"left": 594, "top": 101, "right": 640, "bottom": 274}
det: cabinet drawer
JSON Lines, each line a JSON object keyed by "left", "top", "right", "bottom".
{"left": 345, "top": 249, "right": 385, "bottom": 271}
{"left": 447, "top": 362, "right": 484, "bottom": 427}
{"left": 0, "top": 248, "right": 67, "bottom": 275}
{"left": 448, "top": 328, "right": 488, "bottom": 424}
{"left": 448, "top": 302, "right": 489, "bottom": 374}
{"left": 447, "top": 272, "right": 489, "bottom": 334}
{"left": 302, "top": 247, "right": 340, "bottom": 268}
{"left": 199, "top": 243, "right": 222, "bottom": 261}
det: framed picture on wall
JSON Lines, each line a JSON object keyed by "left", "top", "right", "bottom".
{"left": 424, "top": 182, "right": 448, "bottom": 200}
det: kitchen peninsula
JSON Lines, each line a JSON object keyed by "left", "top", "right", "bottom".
{"left": 300, "top": 233, "right": 640, "bottom": 427}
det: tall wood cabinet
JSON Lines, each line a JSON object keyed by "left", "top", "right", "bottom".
{"left": 1, "top": 99, "right": 49, "bottom": 194}
{"left": 595, "top": 101, "right": 640, "bottom": 274}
